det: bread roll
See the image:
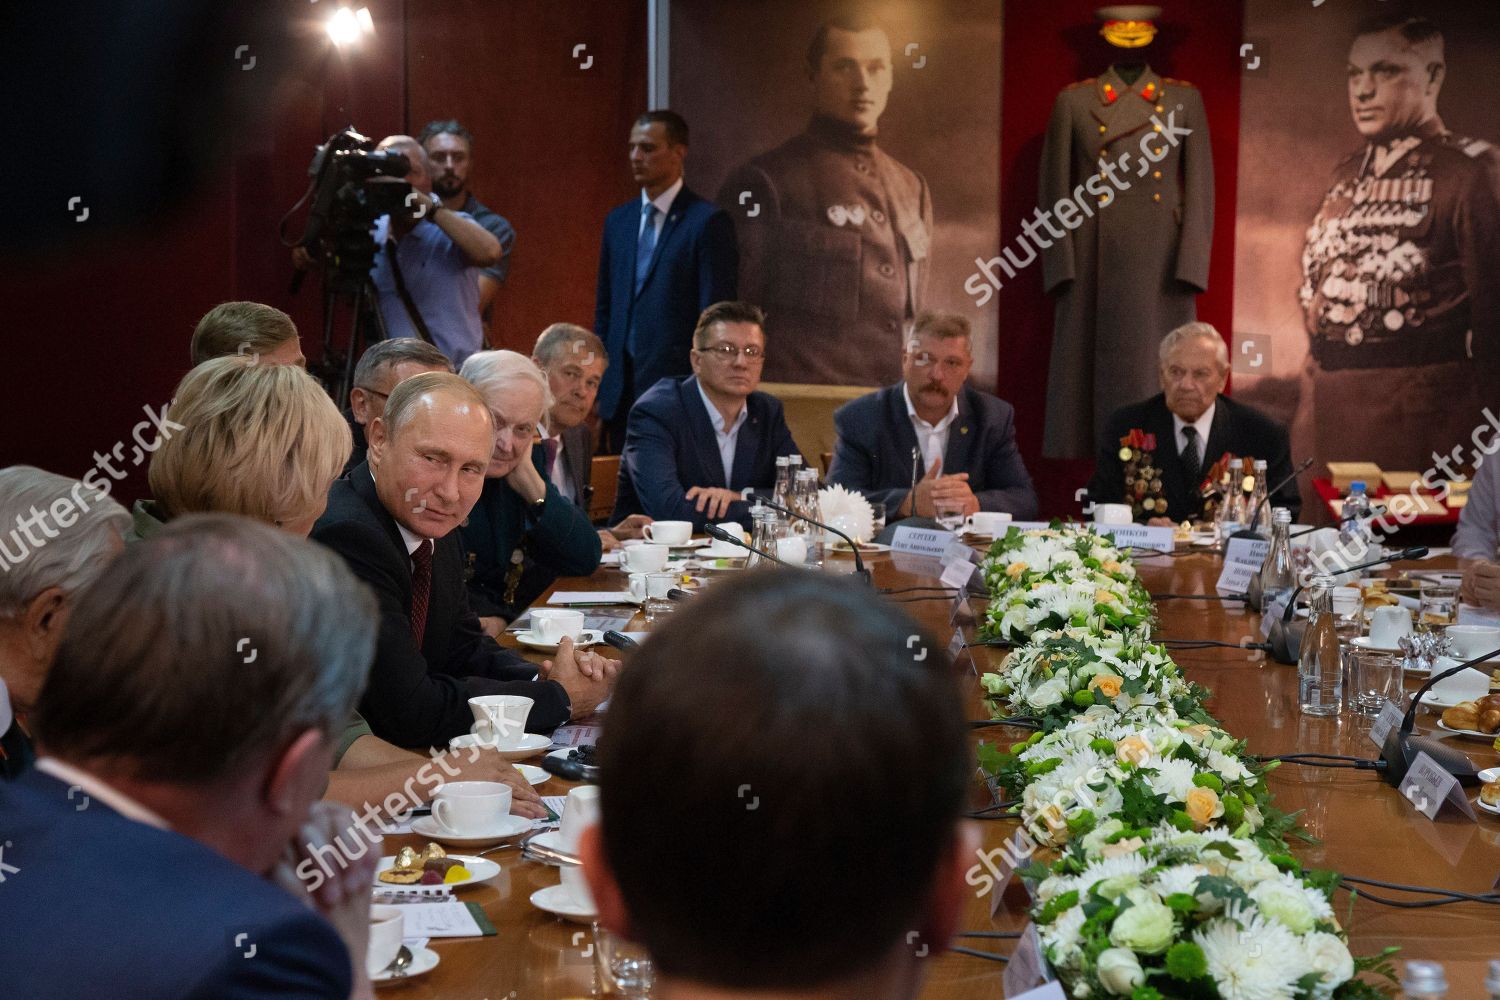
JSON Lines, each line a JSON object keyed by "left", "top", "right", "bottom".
{"left": 1442, "top": 702, "right": 1479, "bottom": 731}
{"left": 1476, "top": 693, "right": 1500, "bottom": 714}
{"left": 1481, "top": 708, "right": 1500, "bottom": 734}
{"left": 1482, "top": 781, "right": 1500, "bottom": 806}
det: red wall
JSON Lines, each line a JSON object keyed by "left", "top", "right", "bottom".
{"left": 4, "top": 2, "right": 1237, "bottom": 518}
{"left": 996, "top": 0, "right": 1245, "bottom": 517}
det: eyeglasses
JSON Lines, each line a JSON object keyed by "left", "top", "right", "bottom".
{"left": 907, "top": 351, "right": 968, "bottom": 374}
{"left": 696, "top": 344, "right": 766, "bottom": 363}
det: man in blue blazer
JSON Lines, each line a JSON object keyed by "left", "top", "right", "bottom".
{"left": 613, "top": 302, "right": 802, "bottom": 532}
{"left": 0, "top": 516, "right": 376, "bottom": 999}
{"left": 829, "top": 313, "right": 1037, "bottom": 521}
{"left": 594, "top": 110, "right": 739, "bottom": 449}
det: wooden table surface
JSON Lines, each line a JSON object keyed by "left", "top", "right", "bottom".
{"left": 380, "top": 547, "right": 1500, "bottom": 998}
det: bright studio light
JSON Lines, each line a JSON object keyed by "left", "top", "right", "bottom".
{"left": 326, "top": 6, "right": 375, "bottom": 47}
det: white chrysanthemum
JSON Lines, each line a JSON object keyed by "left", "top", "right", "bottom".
{"left": 1151, "top": 862, "right": 1212, "bottom": 901}
{"left": 1147, "top": 758, "right": 1198, "bottom": 801}
{"left": 1079, "top": 851, "right": 1151, "bottom": 887}
{"left": 815, "top": 483, "right": 873, "bottom": 543}
{"left": 1207, "top": 748, "right": 1253, "bottom": 783}
{"left": 1193, "top": 908, "right": 1312, "bottom": 1000}
{"left": 1039, "top": 905, "right": 1088, "bottom": 969}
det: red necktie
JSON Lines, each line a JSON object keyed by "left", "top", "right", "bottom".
{"left": 410, "top": 539, "right": 434, "bottom": 643}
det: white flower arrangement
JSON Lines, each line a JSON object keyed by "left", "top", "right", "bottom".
{"left": 982, "top": 707, "right": 1273, "bottom": 849}
{"left": 980, "top": 627, "right": 1197, "bottom": 728}
{"left": 1030, "top": 825, "right": 1362, "bottom": 1000}
{"left": 977, "top": 527, "right": 1151, "bottom": 643}
{"left": 815, "top": 483, "right": 874, "bottom": 543}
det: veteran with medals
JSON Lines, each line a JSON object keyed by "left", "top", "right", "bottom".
{"left": 1293, "top": 14, "right": 1500, "bottom": 492}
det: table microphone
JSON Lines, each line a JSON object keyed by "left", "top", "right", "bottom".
{"left": 1378, "top": 644, "right": 1500, "bottom": 786}
{"left": 703, "top": 523, "right": 795, "bottom": 568}
{"left": 1234, "top": 458, "right": 1314, "bottom": 539}
{"left": 601, "top": 630, "right": 638, "bottom": 652}
{"left": 666, "top": 588, "right": 696, "bottom": 601}
{"left": 1266, "top": 546, "right": 1429, "bottom": 664}
{"left": 751, "top": 495, "right": 872, "bottom": 585}
{"left": 541, "top": 755, "right": 600, "bottom": 784}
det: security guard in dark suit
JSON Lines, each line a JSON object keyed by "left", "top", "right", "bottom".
{"left": 1293, "top": 14, "right": 1500, "bottom": 491}
{"left": 717, "top": 13, "right": 931, "bottom": 388}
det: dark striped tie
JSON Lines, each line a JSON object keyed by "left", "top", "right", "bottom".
{"left": 410, "top": 539, "right": 433, "bottom": 643}
{"left": 1180, "top": 426, "right": 1202, "bottom": 488}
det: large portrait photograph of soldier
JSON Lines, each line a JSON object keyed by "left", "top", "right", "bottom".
{"left": 669, "top": 0, "right": 1003, "bottom": 389}
{"left": 1231, "top": 0, "right": 1500, "bottom": 517}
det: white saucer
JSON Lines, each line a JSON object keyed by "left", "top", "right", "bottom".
{"left": 530, "top": 884, "right": 597, "bottom": 923}
{"left": 373, "top": 853, "right": 501, "bottom": 888}
{"left": 410, "top": 813, "right": 532, "bottom": 847}
{"left": 526, "top": 829, "right": 573, "bottom": 860}
{"left": 831, "top": 541, "right": 891, "bottom": 554}
{"left": 1481, "top": 767, "right": 1500, "bottom": 783}
{"left": 372, "top": 944, "right": 440, "bottom": 984}
{"left": 449, "top": 732, "right": 552, "bottom": 760}
{"left": 513, "top": 763, "right": 549, "bottom": 785}
{"left": 1417, "top": 667, "right": 1490, "bottom": 711}
{"left": 515, "top": 629, "right": 603, "bottom": 652}
{"left": 1478, "top": 796, "right": 1500, "bottom": 817}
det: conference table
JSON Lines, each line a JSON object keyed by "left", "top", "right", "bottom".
{"left": 381, "top": 542, "right": 1500, "bottom": 998}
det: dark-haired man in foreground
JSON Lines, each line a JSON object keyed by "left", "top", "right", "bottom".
{"left": 581, "top": 570, "right": 973, "bottom": 999}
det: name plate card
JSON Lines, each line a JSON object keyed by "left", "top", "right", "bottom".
{"left": 891, "top": 525, "right": 959, "bottom": 560}
{"left": 940, "top": 558, "right": 981, "bottom": 590}
{"left": 1004, "top": 521, "right": 1176, "bottom": 552}
{"left": 1003, "top": 923, "right": 1060, "bottom": 997}
{"left": 550, "top": 724, "right": 601, "bottom": 749}
{"left": 1216, "top": 538, "right": 1270, "bottom": 595}
{"left": 1367, "top": 700, "right": 1405, "bottom": 750}
{"left": 1399, "top": 752, "right": 1477, "bottom": 821}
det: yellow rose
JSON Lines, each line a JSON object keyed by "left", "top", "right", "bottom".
{"left": 1102, "top": 559, "right": 1121, "bottom": 574}
{"left": 1006, "top": 561, "right": 1028, "bottom": 578}
{"left": 1094, "top": 588, "right": 1118, "bottom": 604}
{"left": 1185, "top": 724, "right": 1213, "bottom": 739}
{"left": 1115, "top": 733, "right": 1151, "bottom": 765}
{"left": 1090, "top": 674, "right": 1124, "bottom": 700}
{"left": 1101, "top": 835, "right": 1146, "bottom": 859}
{"left": 1185, "top": 787, "right": 1223, "bottom": 828}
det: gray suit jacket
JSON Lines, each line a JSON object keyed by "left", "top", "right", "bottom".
{"left": 828, "top": 383, "right": 1038, "bottom": 519}
{"left": 549, "top": 423, "right": 594, "bottom": 512}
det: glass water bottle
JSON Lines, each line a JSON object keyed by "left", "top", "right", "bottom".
{"left": 1258, "top": 508, "right": 1297, "bottom": 614}
{"left": 1299, "top": 574, "right": 1343, "bottom": 717}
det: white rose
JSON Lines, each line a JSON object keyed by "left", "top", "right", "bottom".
{"left": 1095, "top": 947, "right": 1146, "bottom": 995}
{"left": 1108, "top": 896, "right": 1177, "bottom": 954}
{"left": 1302, "top": 932, "right": 1355, "bottom": 993}
{"left": 1030, "top": 677, "right": 1067, "bottom": 709}
{"left": 1251, "top": 881, "right": 1316, "bottom": 933}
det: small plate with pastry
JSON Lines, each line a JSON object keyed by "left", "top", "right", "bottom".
{"left": 1435, "top": 695, "right": 1500, "bottom": 739}
{"left": 1477, "top": 768, "right": 1500, "bottom": 816}
{"left": 374, "top": 842, "right": 500, "bottom": 888}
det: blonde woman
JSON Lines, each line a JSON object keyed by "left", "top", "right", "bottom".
{"left": 133, "top": 355, "right": 543, "bottom": 816}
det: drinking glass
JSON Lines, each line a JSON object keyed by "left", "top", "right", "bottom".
{"left": 934, "top": 497, "right": 965, "bottom": 533}
{"left": 1419, "top": 585, "right": 1458, "bottom": 629}
{"left": 593, "top": 923, "right": 655, "bottom": 998}
{"left": 1351, "top": 650, "right": 1405, "bottom": 717}
{"left": 641, "top": 572, "right": 676, "bottom": 624}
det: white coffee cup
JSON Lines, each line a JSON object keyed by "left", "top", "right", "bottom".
{"left": 1368, "top": 605, "right": 1414, "bottom": 649}
{"left": 432, "top": 780, "right": 513, "bottom": 836}
{"left": 620, "top": 543, "right": 670, "bottom": 573}
{"left": 559, "top": 865, "right": 596, "bottom": 911}
{"left": 558, "top": 784, "right": 601, "bottom": 853}
{"left": 964, "top": 511, "right": 1012, "bottom": 536}
{"left": 774, "top": 535, "right": 807, "bottom": 564}
{"left": 367, "top": 905, "right": 405, "bottom": 976}
{"left": 1093, "top": 503, "right": 1133, "bottom": 526}
{"left": 531, "top": 608, "right": 585, "bottom": 643}
{"left": 468, "top": 694, "right": 533, "bottom": 748}
{"left": 1331, "top": 586, "right": 1362, "bottom": 618}
{"left": 628, "top": 572, "right": 675, "bottom": 602}
{"left": 1445, "top": 625, "right": 1500, "bottom": 660}
{"left": 642, "top": 520, "right": 692, "bottom": 546}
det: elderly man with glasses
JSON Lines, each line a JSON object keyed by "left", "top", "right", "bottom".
{"left": 829, "top": 312, "right": 1037, "bottom": 522}
{"left": 612, "top": 301, "right": 803, "bottom": 531}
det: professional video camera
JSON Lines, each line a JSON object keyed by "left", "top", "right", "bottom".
{"left": 297, "top": 127, "right": 412, "bottom": 290}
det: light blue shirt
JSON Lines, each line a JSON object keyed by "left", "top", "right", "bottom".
{"left": 1454, "top": 447, "right": 1500, "bottom": 562}
{"left": 371, "top": 211, "right": 483, "bottom": 367}
{"left": 696, "top": 381, "right": 749, "bottom": 486}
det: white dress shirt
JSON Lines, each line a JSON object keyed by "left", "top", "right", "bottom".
{"left": 639, "top": 177, "right": 683, "bottom": 241}
{"left": 903, "top": 384, "right": 960, "bottom": 473}
{"left": 35, "top": 757, "right": 171, "bottom": 830}
{"left": 696, "top": 381, "right": 749, "bottom": 486}
{"left": 545, "top": 434, "right": 575, "bottom": 503}
{"left": 1172, "top": 403, "right": 1215, "bottom": 468}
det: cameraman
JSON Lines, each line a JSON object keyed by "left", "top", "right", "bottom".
{"left": 369, "top": 135, "right": 501, "bottom": 366}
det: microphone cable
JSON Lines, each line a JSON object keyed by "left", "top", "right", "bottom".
{"left": 1337, "top": 875, "right": 1500, "bottom": 909}
{"left": 1254, "top": 752, "right": 1386, "bottom": 772}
